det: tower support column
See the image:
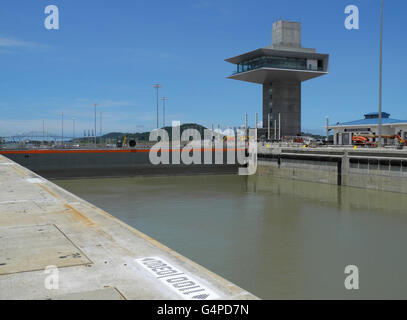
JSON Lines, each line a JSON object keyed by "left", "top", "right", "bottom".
{"left": 262, "top": 83, "right": 272, "bottom": 129}
{"left": 262, "top": 81, "right": 301, "bottom": 137}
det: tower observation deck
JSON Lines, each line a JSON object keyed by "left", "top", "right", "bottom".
{"left": 225, "top": 20, "right": 329, "bottom": 137}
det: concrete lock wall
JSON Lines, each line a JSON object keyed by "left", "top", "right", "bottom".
{"left": 258, "top": 159, "right": 338, "bottom": 185}
{"left": 343, "top": 157, "right": 407, "bottom": 194}
{"left": 1, "top": 149, "right": 240, "bottom": 179}
{"left": 258, "top": 153, "right": 407, "bottom": 194}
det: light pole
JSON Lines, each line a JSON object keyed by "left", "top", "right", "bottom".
{"left": 153, "top": 84, "right": 161, "bottom": 128}
{"left": 161, "top": 97, "right": 168, "bottom": 127}
{"left": 245, "top": 113, "right": 248, "bottom": 142}
{"left": 378, "top": 0, "right": 384, "bottom": 147}
{"left": 100, "top": 111, "right": 103, "bottom": 146}
{"left": 61, "top": 112, "right": 64, "bottom": 147}
{"left": 100, "top": 111, "right": 103, "bottom": 136}
{"left": 278, "top": 113, "right": 281, "bottom": 141}
{"left": 326, "top": 116, "right": 329, "bottom": 143}
{"left": 72, "top": 118, "right": 75, "bottom": 141}
{"left": 94, "top": 103, "right": 98, "bottom": 147}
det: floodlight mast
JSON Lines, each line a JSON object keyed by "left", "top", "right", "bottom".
{"left": 153, "top": 84, "right": 162, "bottom": 128}
{"left": 161, "top": 97, "right": 168, "bottom": 127}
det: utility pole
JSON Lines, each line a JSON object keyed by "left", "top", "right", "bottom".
{"left": 378, "top": 0, "right": 384, "bottom": 147}
{"left": 161, "top": 97, "right": 168, "bottom": 127}
{"left": 153, "top": 84, "right": 161, "bottom": 128}
{"left": 72, "top": 118, "right": 75, "bottom": 141}
{"left": 274, "top": 120, "right": 277, "bottom": 140}
{"left": 245, "top": 112, "right": 247, "bottom": 129}
{"left": 61, "top": 112, "right": 64, "bottom": 147}
{"left": 244, "top": 113, "right": 248, "bottom": 142}
{"left": 326, "top": 116, "right": 329, "bottom": 143}
{"left": 94, "top": 103, "right": 98, "bottom": 147}
{"left": 278, "top": 113, "right": 281, "bottom": 141}
{"left": 100, "top": 111, "right": 103, "bottom": 146}
{"left": 100, "top": 111, "right": 102, "bottom": 136}
{"left": 255, "top": 112, "right": 258, "bottom": 142}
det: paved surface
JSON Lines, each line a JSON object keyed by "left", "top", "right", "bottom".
{"left": 0, "top": 155, "right": 257, "bottom": 300}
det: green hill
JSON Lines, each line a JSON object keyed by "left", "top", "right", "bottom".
{"left": 94, "top": 123, "right": 208, "bottom": 142}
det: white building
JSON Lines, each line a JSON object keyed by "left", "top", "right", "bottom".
{"left": 328, "top": 112, "right": 407, "bottom": 145}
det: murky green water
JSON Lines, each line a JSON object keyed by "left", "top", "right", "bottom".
{"left": 54, "top": 174, "right": 407, "bottom": 299}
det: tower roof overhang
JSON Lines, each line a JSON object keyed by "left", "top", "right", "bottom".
{"left": 225, "top": 48, "right": 329, "bottom": 65}
{"left": 227, "top": 68, "right": 328, "bottom": 84}
{"left": 225, "top": 48, "right": 329, "bottom": 84}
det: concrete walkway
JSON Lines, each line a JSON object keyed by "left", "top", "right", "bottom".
{"left": 0, "top": 155, "right": 257, "bottom": 300}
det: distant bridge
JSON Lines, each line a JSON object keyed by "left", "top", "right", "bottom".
{"left": 1, "top": 131, "right": 79, "bottom": 142}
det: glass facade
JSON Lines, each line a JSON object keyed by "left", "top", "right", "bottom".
{"left": 233, "top": 55, "right": 323, "bottom": 74}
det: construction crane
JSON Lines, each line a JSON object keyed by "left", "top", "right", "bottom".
{"left": 352, "top": 135, "right": 373, "bottom": 146}
{"left": 352, "top": 134, "right": 407, "bottom": 147}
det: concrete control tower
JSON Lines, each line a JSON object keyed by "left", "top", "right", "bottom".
{"left": 225, "top": 20, "right": 329, "bottom": 137}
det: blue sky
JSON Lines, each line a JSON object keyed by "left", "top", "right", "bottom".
{"left": 0, "top": 0, "right": 406, "bottom": 136}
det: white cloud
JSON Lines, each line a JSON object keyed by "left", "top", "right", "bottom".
{"left": 0, "top": 36, "right": 40, "bottom": 48}
{"left": 0, "top": 36, "right": 49, "bottom": 54}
